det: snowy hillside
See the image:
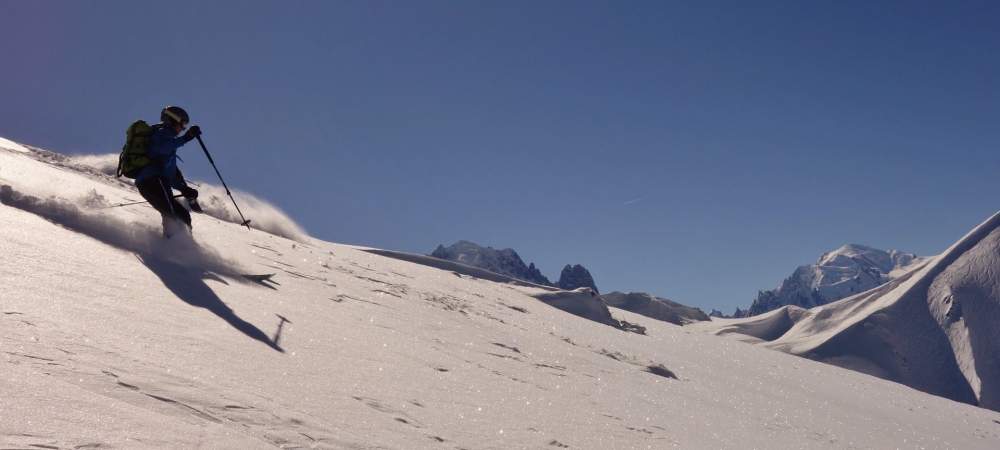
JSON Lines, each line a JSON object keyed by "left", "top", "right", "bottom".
{"left": 697, "top": 212, "right": 1000, "bottom": 413}
{"left": 601, "top": 292, "right": 709, "bottom": 326}
{"left": 2, "top": 137, "right": 999, "bottom": 449}
{"left": 745, "top": 244, "right": 925, "bottom": 316}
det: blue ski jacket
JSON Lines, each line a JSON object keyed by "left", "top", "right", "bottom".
{"left": 135, "top": 124, "right": 195, "bottom": 188}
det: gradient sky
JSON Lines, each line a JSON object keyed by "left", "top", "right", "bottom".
{"left": 1, "top": 1, "right": 998, "bottom": 313}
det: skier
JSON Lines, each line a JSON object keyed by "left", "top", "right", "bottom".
{"left": 134, "top": 106, "right": 203, "bottom": 238}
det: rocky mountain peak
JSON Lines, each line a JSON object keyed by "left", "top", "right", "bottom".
{"left": 557, "top": 264, "right": 598, "bottom": 293}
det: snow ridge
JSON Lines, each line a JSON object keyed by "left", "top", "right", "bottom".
{"left": 703, "top": 211, "right": 1000, "bottom": 412}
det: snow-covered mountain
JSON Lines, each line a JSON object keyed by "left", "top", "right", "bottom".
{"left": 2, "top": 136, "right": 999, "bottom": 448}
{"left": 746, "top": 244, "right": 926, "bottom": 316}
{"left": 431, "top": 241, "right": 601, "bottom": 293}
{"left": 697, "top": 213, "right": 1000, "bottom": 412}
{"left": 431, "top": 240, "right": 552, "bottom": 286}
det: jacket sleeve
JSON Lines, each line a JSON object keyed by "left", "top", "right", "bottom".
{"left": 147, "top": 128, "right": 193, "bottom": 161}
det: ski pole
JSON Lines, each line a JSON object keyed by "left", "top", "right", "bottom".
{"left": 195, "top": 135, "right": 252, "bottom": 230}
{"left": 101, "top": 194, "right": 183, "bottom": 209}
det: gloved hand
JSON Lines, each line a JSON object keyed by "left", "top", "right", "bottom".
{"left": 183, "top": 125, "right": 202, "bottom": 139}
{"left": 180, "top": 186, "right": 199, "bottom": 199}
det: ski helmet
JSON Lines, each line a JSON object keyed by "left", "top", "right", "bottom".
{"left": 160, "top": 106, "right": 190, "bottom": 126}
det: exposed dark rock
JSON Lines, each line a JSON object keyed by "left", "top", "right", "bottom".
{"left": 557, "top": 264, "right": 598, "bottom": 293}
{"left": 618, "top": 320, "right": 647, "bottom": 335}
{"left": 526, "top": 262, "right": 550, "bottom": 286}
{"left": 645, "top": 363, "right": 678, "bottom": 379}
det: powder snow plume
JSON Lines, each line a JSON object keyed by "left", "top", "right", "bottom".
{"left": 192, "top": 184, "right": 308, "bottom": 242}
{"left": 68, "top": 152, "right": 308, "bottom": 241}
{"left": 68, "top": 153, "right": 119, "bottom": 176}
{"left": 0, "top": 184, "right": 249, "bottom": 280}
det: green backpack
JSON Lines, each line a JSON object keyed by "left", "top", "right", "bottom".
{"left": 116, "top": 120, "right": 154, "bottom": 178}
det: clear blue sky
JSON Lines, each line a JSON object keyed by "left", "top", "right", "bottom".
{"left": 2, "top": 1, "right": 997, "bottom": 313}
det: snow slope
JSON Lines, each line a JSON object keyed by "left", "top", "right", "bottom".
{"left": 2, "top": 138, "right": 999, "bottom": 449}
{"left": 601, "top": 292, "right": 710, "bottom": 326}
{"left": 697, "top": 212, "right": 1000, "bottom": 413}
{"left": 0, "top": 136, "right": 30, "bottom": 154}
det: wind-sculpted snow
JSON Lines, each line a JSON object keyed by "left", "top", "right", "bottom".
{"left": 0, "top": 184, "right": 249, "bottom": 280}
{"left": 698, "top": 211, "right": 1000, "bottom": 412}
{"left": 532, "top": 288, "right": 619, "bottom": 327}
{"left": 926, "top": 214, "right": 1000, "bottom": 410}
{"left": 601, "top": 291, "right": 710, "bottom": 326}
{"left": 711, "top": 305, "right": 809, "bottom": 342}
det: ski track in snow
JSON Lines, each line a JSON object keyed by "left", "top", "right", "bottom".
{"left": 2, "top": 137, "right": 1000, "bottom": 449}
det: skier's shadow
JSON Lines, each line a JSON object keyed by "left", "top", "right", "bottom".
{"left": 138, "top": 256, "right": 284, "bottom": 353}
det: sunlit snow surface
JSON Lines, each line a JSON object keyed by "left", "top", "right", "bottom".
{"left": 0, "top": 136, "right": 30, "bottom": 153}
{"left": 2, "top": 139, "right": 999, "bottom": 449}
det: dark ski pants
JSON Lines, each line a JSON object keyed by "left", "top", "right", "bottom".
{"left": 136, "top": 176, "right": 191, "bottom": 229}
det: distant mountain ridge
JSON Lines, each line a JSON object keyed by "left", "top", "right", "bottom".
{"left": 430, "top": 240, "right": 600, "bottom": 293}
{"left": 431, "top": 241, "right": 715, "bottom": 328}
{"left": 746, "top": 244, "right": 926, "bottom": 316}
{"left": 431, "top": 240, "right": 553, "bottom": 286}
